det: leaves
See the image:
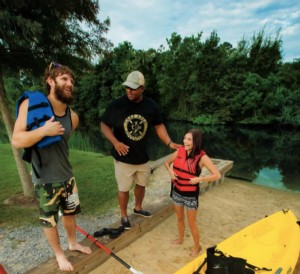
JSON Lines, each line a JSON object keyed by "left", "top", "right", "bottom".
{"left": 0, "top": 0, "right": 111, "bottom": 73}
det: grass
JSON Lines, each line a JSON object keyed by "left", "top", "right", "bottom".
{"left": 0, "top": 144, "right": 120, "bottom": 228}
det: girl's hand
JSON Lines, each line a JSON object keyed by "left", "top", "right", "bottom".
{"left": 170, "top": 171, "right": 178, "bottom": 181}
{"left": 189, "top": 177, "right": 199, "bottom": 185}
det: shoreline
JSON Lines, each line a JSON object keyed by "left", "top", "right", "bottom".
{"left": 1, "top": 164, "right": 300, "bottom": 274}
{"left": 89, "top": 166, "right": 300, "bottom": 274}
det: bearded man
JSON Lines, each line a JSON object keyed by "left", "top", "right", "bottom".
{"left": 12, "top": 62, "right": 91, "bottom": 272}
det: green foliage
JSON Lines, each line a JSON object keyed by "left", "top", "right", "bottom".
{"left": 0, "top": 144, "right": 36, "bottom": 226}
{"left": 280, "top": 96, "right": 300, "bottom": 126}
{"left": 3, "top": 13, "right": 300, "bottom": 129}
{"left": 4, "top": 73, "right": 44, "bottom": 113}
{"left": 70, "top": 150, "right": 119, "bottom": 216}
{"left": 248, "top": 29, "right": 282, "bottom": 77}
{"left": 69, "top": 131, "right": 100, "bottom": 153}
{"left": 0, "top": 0, "right": 111, "bottom": 74}
{"left": 0, "top": 144, "right": 118, "bottom": 227}
{"left": 157, "top": 33, "right": 203, "bottom": 115}
{"left": 74, "top": 41, "right": 165, "bottom": 124}
{"left": 0, "top": 119, "right": 9, "bottom": 143}
{"left": 72, "top": 28, "right": 299, "bottom": 128}
{"left": 191, "top": 114, "right": 220, "bottom": 125}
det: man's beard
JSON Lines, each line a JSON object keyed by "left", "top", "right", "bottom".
{"left": 55, "top": 84, "right": 74, "bottom": 104}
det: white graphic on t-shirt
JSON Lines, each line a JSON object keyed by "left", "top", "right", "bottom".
{"left": 124, "top": 114, "right": 148, "bottom": 141}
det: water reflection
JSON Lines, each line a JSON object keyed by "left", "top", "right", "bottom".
{"left": 69, "top": 122, "right": 300, "bottom": 194}
{"left": 254, "top": 168, "right": 285, "bottom": 191}
{"left": 1, "top": 120, "right": 298, "bottom": 193}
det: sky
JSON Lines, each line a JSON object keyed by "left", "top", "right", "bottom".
{"left": 99, "top": 0, "right": 300, "bottom": 63}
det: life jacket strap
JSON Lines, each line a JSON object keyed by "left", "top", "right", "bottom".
{"left": 27, "top": 115, "right": 51, "bottom": 130}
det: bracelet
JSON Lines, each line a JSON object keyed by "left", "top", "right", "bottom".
{"left": 167, "top": 140, "right": 172, "bottom": 147}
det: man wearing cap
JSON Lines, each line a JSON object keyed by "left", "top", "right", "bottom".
{"left": 100, "top": 70, "right": 179, "bottom": 229}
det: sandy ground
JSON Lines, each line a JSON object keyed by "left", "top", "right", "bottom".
{"left": 88, "top": 165, "right": 300, "bottom": 274}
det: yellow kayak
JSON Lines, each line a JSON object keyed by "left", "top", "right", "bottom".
{"left": 175, "top": 209, "right": 300, "bottom": 274}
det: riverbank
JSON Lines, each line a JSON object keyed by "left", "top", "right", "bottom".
{"left": 90, "top": 166, "right": 300, "bottom": 274}
{"left": 1, "top": 164, "right": 299, "bottom": 274}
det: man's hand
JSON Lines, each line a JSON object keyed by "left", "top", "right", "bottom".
{"left": 169, "top": 142, "right": 180, "bottom": 150}
{"left": 43, "top": 116, "right": 65, "bottom": 136}
{"left": 114, "top": 142, "right": 130, "bottom": 156}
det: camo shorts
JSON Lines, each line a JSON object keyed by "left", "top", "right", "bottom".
{"left": 34, "top": 177, "right": 81, "bottom": 227}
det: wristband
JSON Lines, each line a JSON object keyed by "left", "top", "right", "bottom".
{"left": 167, "top": 140, "right": 172, "bottom": 147}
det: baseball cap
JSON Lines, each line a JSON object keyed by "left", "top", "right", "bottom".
{"left": 122, "top": 71, "right": 145, "bottom": 89}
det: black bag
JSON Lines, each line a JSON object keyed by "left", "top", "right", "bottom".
{"left": 205, "top": 246, "right": 253, "bottom": 274}
{"left": 193, "top": 246, "right": 272, "bottom": 274}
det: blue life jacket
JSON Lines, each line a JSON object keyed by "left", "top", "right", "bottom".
{"left": 16, "top": 90, "right": 61, "bottom": 162}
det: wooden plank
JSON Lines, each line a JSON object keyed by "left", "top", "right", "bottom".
{"left": 149, "top": 154, "right": 172, "bottom": 171}
{"left": 25, "top": 158, "right": 234, "bottom": 274}
{"left": 200, "top": 159, "right": 234, "bottom": 193}
{"left": 151, "top": 156, "right": 233, "bottom": 176}
{"left": 74, "top": 200, "right": 174, "bottom": 274}
{"left": 25, "top": 199, "right": 174, "bottom": 274}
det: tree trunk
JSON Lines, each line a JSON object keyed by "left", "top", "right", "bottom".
{"left": 0, "top": 68, "right": 33, "bottom": 198}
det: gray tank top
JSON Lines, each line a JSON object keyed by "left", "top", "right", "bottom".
{"left": 31, "top": 107, "right": 73, "bottom": 184}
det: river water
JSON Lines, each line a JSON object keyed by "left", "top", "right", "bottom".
{"left": 68, "top": 122, "right": 300, "bottom": 194}
{"left": 1, "top": 121, "right": 299, "bottom": 194}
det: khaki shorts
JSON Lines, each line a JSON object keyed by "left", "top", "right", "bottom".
{"left": 114, "top": 160, "right": 151, "bottom": 192}
{"left": 34, "top": 177, "right": 81, "bottom": 227}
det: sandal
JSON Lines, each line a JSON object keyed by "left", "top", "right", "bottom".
{"left": 94, "top": 228, "right": 112, "bottom": 237}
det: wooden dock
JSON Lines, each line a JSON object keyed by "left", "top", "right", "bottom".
{"left": 25, "top": 157, "right": 234, "bottom": 274}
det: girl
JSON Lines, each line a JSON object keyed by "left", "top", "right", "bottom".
{"left": 165, "top": 128, "right": 221, "bottom": 256}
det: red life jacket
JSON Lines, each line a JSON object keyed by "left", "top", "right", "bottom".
{"left": 173, "top": 146, "right": 206, "bottom": 192}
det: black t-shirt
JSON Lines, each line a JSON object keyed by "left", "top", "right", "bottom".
{"left": 101, "top": 95, "right": 163, "bottom": 164}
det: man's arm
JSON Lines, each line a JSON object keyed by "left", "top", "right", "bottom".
{"left": 11, "top": 99, "right": 65, "bottom": 149}
{"left": 154, "top": 124, "right": 180, "bottom": 150}
{"left": 100, "top": 121, "right": 129, "bottom": 156}
{"left": 70, "top": 109, "right": 79, "bottom": 131}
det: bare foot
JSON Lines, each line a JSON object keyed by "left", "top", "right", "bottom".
{"left": 171, "top": 239, "right": 183, "bottom": 245}
{"left": 190, "top": 246, "right": 201, "bottom": 257}
{"left": 69, "top": 242, "right": 92, "bottom": 254}
{"left": 56, "top": 253, "right": 74, "bottom": 272}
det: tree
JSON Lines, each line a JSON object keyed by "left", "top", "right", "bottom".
{"left": 74, "top": 42, "right": 162, "bottom": 129}
{"left": 157, "top": 32, "right": 204, "bottom": 120}
{"left": 248, "top": 29, "right": 282, "bottom": 77}
{"left": 0, "top": 0, "right": 111, "bottom": 197}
